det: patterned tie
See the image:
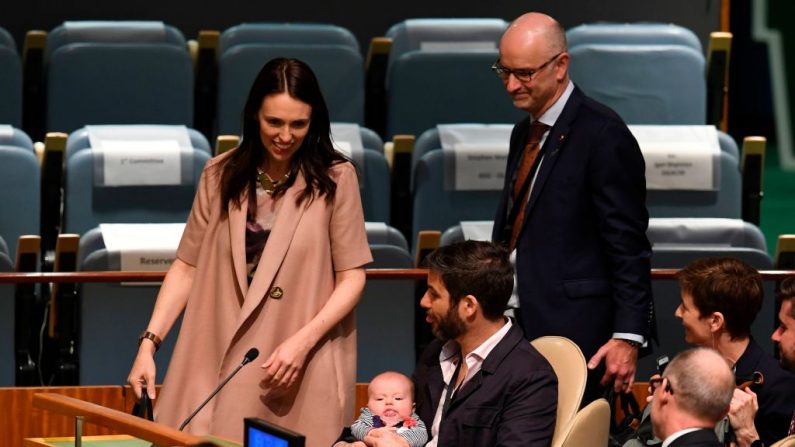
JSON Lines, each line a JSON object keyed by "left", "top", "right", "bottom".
{"left": 509, "top": 122, "right": 550, "bottom": 251}
{"left": 788, "top": 409, "right": 795, "bottom": 436}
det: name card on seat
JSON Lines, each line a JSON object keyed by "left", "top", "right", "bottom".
{"left": 99, "top": 140, "right": 182, "bottom": 186}
{"left": 460, "top": 221, "right": 494, "bottom": 241}
{"left": 629, "top": 125, "right": 720, "bottom": 191}
{"left": 99, "top": 223, "right": 185, "bottom": 272}
{"left": 330, "top": 122, "right": 364, "bottom": 162}
{"left": 87, "top": 125, "right": 193, "bottom": 187}
{"left": 438, "top": 124, "right": 512, "bottom": 191}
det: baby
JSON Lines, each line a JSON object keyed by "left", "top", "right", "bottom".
{"left": 343, "top": 371, "right": 428, "bottom": 447}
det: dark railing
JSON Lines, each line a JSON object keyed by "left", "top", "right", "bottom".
{"left": 1, "top": 268, "right": 794, "bottom": 284}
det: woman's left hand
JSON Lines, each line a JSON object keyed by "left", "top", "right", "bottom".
{"left": 260, "top": 332, "right": 314, "bottom": 392}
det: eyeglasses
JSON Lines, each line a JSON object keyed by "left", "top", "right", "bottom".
{"left": 491, "top": 52, "right": 563, "bottom": 82}
{"left": 649, "top": 376, "right": 674, "bottom": 395}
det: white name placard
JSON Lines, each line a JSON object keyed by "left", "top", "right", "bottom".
{"left": 99, "top": 139, "right": 182, "bottom": 186}
{"left": 448, "top": 143, "right": 509, "bottom": 191}
{"left": 100, "top": 223, "right": 185, "bottom": 272}
{"left": 629, "top": 125, "right": 720, "bottom": 191}
{"left": 460, "top": 221, "right": 494, "bottom": 241}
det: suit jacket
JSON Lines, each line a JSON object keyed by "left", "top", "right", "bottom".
{"left": 492, "top": 85, "right": 653, "bottom": 360}
{"left": 735, "top": 338, "right": 795, "bottom": 446}
{"left": 414, "top": 323, "right": 557, "bottom": 447}
{"left": 667, "top": 429, "right": 721, "bottom": 446}
{"left": 155, "top": 155, "right": 372, "bottom": 446}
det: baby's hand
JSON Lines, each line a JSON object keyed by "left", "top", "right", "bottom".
{"left": 364, "top": 427, "right": 408, "bottom": 447}
{"left": 369, "top": 426, "right": 398, "bottom": 436}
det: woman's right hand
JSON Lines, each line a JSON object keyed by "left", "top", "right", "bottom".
{"left": 128, "top": 343, "right": 157, "bottom": 400}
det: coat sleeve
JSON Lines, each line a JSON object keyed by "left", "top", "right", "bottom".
{"left": 495, "top": 366, "right": 558, "bottom": 447}
{"left": 587, "top": 119, "right": 653, "bottom": 337}
{"left": 176, "top": 160, "right": 218, "bottom": 267}
{"left": 329, "top": 162, "right": 373, "bottom": 271}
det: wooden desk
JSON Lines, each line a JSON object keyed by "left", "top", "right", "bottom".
{"left": 24, "top": 435, "right": 146, "bottom": 446}
{"left": 25, "top": 435, "right": 242, "bottom": 447}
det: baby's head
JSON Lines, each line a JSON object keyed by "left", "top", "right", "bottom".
{"left": 367, "top": 371, "right": 415, "bottom": 424}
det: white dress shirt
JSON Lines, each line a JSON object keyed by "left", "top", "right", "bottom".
{"left": 425, "top": 318, "right": 513, "bottom": 447}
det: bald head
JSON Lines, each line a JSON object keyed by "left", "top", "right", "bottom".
{"left": 501, "top": 13, "right": 567, "bottom": 57}
{"left": 666, "top": 348, "right": 734, "bottom": 423}
{"left": 497, "top": 13, "right": 570, "bottom": 117}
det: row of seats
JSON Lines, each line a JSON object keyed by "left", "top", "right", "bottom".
{"left": 436, "top": 219, "right": 795, "bottom": 378}
{"left": 0, "top": 121, "right": 767, "bottom": 262}
{"left": 2, "top": 220, "right": 793, "bottom": 386}
{"left": 0, "top": 123, "right": 391, "bottom": 257}
{"left": 403, "top": 123, "right": 765, "bottom": 246}
{"left": 0, "top": 19, "right": 730, "bottom": 144}
{"left": 0, "top": 221, "right": 416, "bottom": 386}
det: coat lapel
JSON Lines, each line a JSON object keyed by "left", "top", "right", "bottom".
{"left": 522, "top": 87, "right": 583, "bottom": 221}
{"left": 228, "top": 192, "right": 249, "bottom": 300}
{"left": 445, "top": 323, "right": 523, "bottom": 415}
{"left": 235, "top": 172, "right": 308, "bottom": 331}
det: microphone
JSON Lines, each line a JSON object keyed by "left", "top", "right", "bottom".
{"left": 178, "top": 347, "right": 259, "bottom": 431}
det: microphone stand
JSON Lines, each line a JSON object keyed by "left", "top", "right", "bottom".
{"left": 178, "top": 349, "right": 258, "bottom": 431}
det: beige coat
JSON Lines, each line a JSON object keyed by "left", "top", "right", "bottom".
{"left": 154, "top": 155, "right": 372, "bottom": 446}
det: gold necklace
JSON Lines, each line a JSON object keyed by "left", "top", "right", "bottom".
{"left": 257, "top": 168, "right": 289, "bottom": 194}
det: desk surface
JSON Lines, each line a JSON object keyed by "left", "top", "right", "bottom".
{"left": 24, "top": 435, "right": 148, "bottom": 446}
{"left": 25, "top": 434, "right": 243, "bottom": 447}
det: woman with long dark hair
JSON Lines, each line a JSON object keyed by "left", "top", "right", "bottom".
{"left": 127, "top": 58, "right": 372, "bottom": 446}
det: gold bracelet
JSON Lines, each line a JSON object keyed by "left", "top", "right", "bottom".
{"left": 138, "top": 331, "right": 162, "bottom": 352}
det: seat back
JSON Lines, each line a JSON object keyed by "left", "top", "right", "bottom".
{"left": 412, "top": 149, "right": 502, "bottom": 246}
{"left": 330, "top": 123, "right": 390, "bottom": 222}
{"left": 357, "top": 223, "right": 415, "bottom": 380}
{"left": 217, "top": 23, "right": 364, "bottom": 136}
{"left": 0, "top": 28, "right": 21, "bottom": 127}
{"left": 358, "top": 149, "right": 391, "bottom": 223}
{"left": 647, "top": 150, "right": 740, "bottom": 219}
{"left": 63, "top": 147, "right": 210, "bottom": 236}
{"left": 387, "top": 18, "right": 506, "bottom": 65}
{"left": 530, "top": 336, "right": 587, "bottom": 444}
{"left": 0, "top": 129, "right": 40, "bottom": 256}
{"left": 567, "top": 22, "right": 702, "bottom": 52}
{"left": 569, "top": 44, "right": 705, "bottom": 124}
{"left": 46, "top": 21, "right": 193, "bottom": 133}
{"left": 632, "top": 128, "right": 742, "bottom": 219}
{"left": 77, "top": 226, "right": 181, "bottom": 385}
{"left": 384, "top": 19, "right": 521, "bottom": 137}
{"left": 555, "top": 398, "right": 611, "bottom": 447}
{"left": 65, "top": 125, "right": 211, "bottom": 160}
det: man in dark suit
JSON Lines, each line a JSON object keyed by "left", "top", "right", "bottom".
{"left": 491, "top": 12, "right": 653, "bottom": 400}
{"left": 650, "top": 348, "right": 735, "bottom": 447}
{"left": 364, "top": 240, "right": 557, "bottom": 447}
